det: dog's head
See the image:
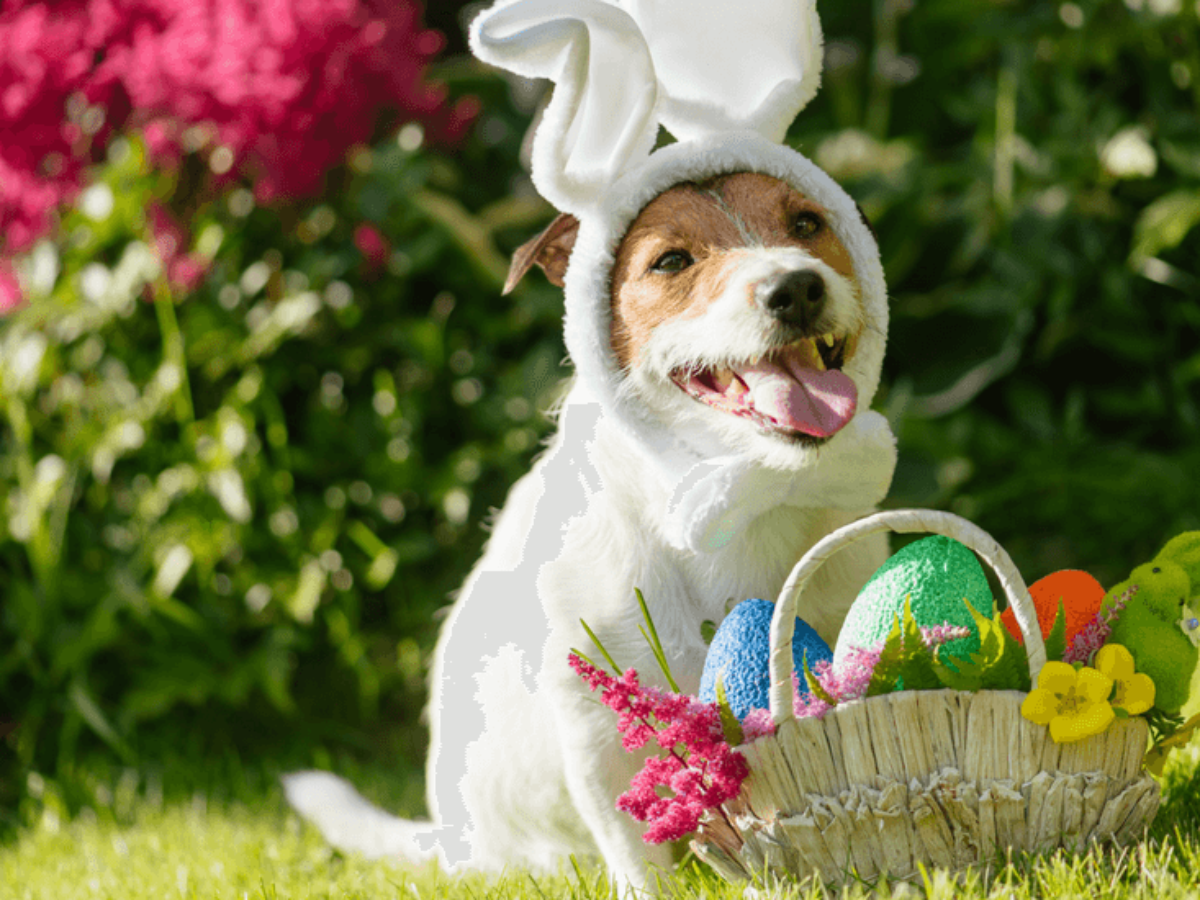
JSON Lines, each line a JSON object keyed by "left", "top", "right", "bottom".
{"left": 507, "top": 170, "right": 881, "bottom": 467}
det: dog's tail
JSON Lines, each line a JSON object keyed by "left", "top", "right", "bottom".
{"left": 282, "top": 771, "right": 442, "bottom": 862}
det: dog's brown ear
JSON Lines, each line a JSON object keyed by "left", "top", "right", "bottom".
{"left": 503, "top": 213, "right": 580, "bottom": 295}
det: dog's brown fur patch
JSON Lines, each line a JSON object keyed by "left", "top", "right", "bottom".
{"left": 609, "top": 173, "right": 855, "bottom": 369}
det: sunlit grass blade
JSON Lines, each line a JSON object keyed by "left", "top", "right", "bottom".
{"left": 578, "top": 618, "right": 622, "bottom": 674}
{"left": 636, "top": 587, "right": 680, "bottom": 694}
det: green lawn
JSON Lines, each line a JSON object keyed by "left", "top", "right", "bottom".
{"left": 4, "top": 740, "right": 1200, "bottom": 900}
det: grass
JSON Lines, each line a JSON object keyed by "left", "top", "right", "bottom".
{"left": 4, "top": 738, "right": 1200, "bottom": 900}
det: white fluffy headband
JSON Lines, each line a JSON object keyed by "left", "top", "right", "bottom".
{"left": 469, "top": 0, "right": 894, "bottom": 552}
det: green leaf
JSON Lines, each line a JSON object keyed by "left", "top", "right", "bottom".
{"left": 866, "top": 596, "right": 941, "bottom": 696}
{"left": 146, "top": 593, "right": 206, "bottom": 632}
{"left": 932, "top": 598, "right": 1031, "bottom": 692}
{"left": 347, "top": 520, "right": 399, "bottom": 589}
{"left": 866, "top": 603, "right": 907, "bottom": 697}
{"left": 986, "top": 610, "right": 1033, "bottom": 692}
{"left": 802, "top": 656, "right": 838, "bottom": 708}
{"left": 714, "top": 676, "right": 745, "bottom": 746}
{"left": 898, "top": 608, "right": 943, "bottom": 692}
{"left": 1130, "top": 189, "right": 1200, "bottom": 264}
{"left": 636, "top": 587, "right": 680, "bottom": 693}
{"left": 411, "top": 189, "right": 509, "bottom": 290}
{"left": 578, "top": 618, "right": 622, "bottom": 675}
{"left": 931, "top": 647, "right": 982, "bottom": 691}
{"left": 68, "top": 680, "right": 134, "bottom": 763}
{"left": 1044, "top": 597, "right": 1068, "bottom": 664}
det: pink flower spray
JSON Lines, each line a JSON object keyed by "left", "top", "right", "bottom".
{"left": 568, "top": 653, "right": 748, "bottom": 844}
{"left": 1063, "top": 584, "right": 1135, "bottom": 665}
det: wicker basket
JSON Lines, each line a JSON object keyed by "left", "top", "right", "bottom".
{"left": 690, "top": 509, "right": 1161, "bottom": 886}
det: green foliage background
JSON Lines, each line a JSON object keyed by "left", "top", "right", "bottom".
{"left": 1, "top": 0, "right": 1198, "bottom": 833}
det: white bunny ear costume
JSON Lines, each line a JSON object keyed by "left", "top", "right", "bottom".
{"left": 471, "top": 0, "right": 896, "bottom": 553}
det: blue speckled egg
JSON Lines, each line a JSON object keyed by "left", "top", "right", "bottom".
{"left": 833, "top": 535, "right": 991, "bottom": 671}
{"left": 699, "top": 599, "right": 833, "bottom": 720}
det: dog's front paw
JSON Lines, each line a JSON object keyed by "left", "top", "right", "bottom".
{"left": 664, "top": 456, "right": 798, "bottom": 553}
{"left": 816, "top": 409, "right": 897, "bottom": 510}
{"left": 663, "top": 457, "right": 752, "bottom": 552}
{"left": 663, "top": 412, "right": 898, "bottom": 553}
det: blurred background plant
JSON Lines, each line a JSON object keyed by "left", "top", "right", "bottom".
{"left": 1, "top": 0, "right": 1198, "bottom": 838}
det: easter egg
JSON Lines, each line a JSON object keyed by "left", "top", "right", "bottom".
{"left": 1000, "top": 569, "right": 1105, "bottom": 649}
{"left": 699, "top": 599, "right": 832, "bottom": 720}
{"left": 834, "top": 536, "right": 991, "bottom": 670}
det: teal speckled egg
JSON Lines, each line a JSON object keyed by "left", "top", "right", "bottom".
{"left": 833, "top": 535, "right": 992, "bottom": 670}
{"left": 699, "top": 599, "right": 832, "bottom": 720}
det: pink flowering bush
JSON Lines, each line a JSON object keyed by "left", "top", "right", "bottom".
{"left": 0, "top": 1, "right": 101, "bottom": 254}
{"left": 88, "top": 0, "right": 477, "bottom": 202}
{"left": 0, "top": 0, "right": 475, "bottom": 303}
{"left": 353, "top": 222, "right": 391, "bottom": 272}
{"left": 0, "top": 60, "right": 550, "bottom": 784}
{"left": 145, "top": 202, "right": 209, "bottom": 292}
{"left": 0, "top": 264, "right": 21, "bottom": 313}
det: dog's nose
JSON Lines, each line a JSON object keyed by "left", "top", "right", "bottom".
{"left": 759, "top": 270, "right": 826, "bottom": 330}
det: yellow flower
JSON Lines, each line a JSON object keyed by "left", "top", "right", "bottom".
{"left": 1021, "top": 661, "right": 1115, "bottom": 743}
{"left": 1094, "top": 643, "right": 1155, "bottom": 716}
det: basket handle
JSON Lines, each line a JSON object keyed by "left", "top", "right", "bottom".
{"left": 768, "top": 509, "right": 1045, "bottom": 724}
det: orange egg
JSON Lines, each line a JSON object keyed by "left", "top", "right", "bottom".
{"left": 1001, "top": 569, "right": 1106, "bottom": 648}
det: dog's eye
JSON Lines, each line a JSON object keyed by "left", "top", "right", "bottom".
{"left": 650, "top": 250, "right": 693, "bottom": 274}
{"left": 793, "top": 212, "right": 824, "bottom": 238}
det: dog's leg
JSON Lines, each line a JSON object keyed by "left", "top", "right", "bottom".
{"left": 537, "top": 514, "right": 683, "bottom": 892}
{"left": 423, "top": 569, "right": 591, "bottom": 872}
{"left": 421, "top": 399, "right": 617, "bottom": 872}
{"left": 545, "top": 651, "right": 677, "bottom": 894}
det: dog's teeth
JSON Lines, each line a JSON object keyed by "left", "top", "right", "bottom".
{"left": 713, "top": 368, "right": 734, "bottom": 390}
{"left": 822, "top": 334, "right": 837, "bottom": 348}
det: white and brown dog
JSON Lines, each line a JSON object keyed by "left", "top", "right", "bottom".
{"left": 285, "top": 159, "right": 897, "bottom": 891}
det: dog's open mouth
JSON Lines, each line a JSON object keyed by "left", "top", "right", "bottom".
{"left": 670, "top": 334, "right": 857, "bottom": 440}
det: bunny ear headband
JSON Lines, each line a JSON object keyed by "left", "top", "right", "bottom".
{"left": 471, "top": 0, "right": 823, "bottom": 213}
{"left": 470, "top": 0, "right": 895, "bottom": 553}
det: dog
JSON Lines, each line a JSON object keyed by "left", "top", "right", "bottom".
{"left": 284, "top": 171, "right": 893, "bottom": 892}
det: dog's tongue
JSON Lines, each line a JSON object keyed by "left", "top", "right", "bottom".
{"left": 740, "top": 356, "right": 857, "bottom": 438}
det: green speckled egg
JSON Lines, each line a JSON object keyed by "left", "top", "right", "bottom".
{"left": 833, "top": 535, "right": 992, "bottom": 668}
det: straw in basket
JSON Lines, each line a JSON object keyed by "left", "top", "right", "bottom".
{"left": 690, "top": 509, "right": 1161, "bottom": 886}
